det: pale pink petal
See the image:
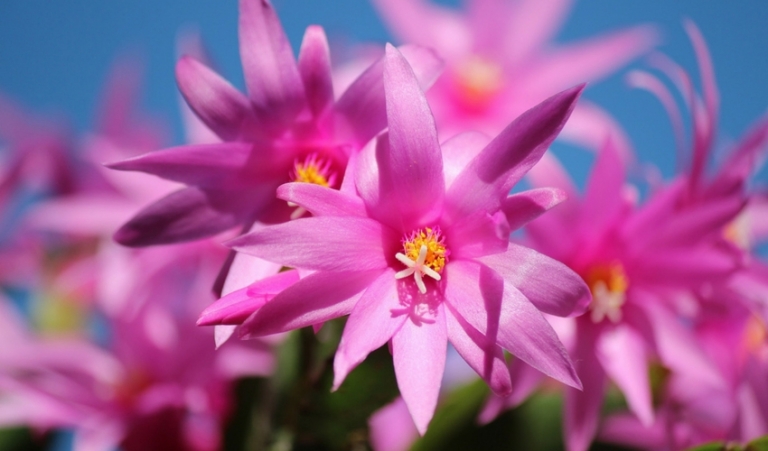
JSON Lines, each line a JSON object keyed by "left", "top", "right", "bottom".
{"left": 333, "top": 269, "right": 407, "bottom": 389}
{"left": 711, "top": 116, "right": 768, "bottom": 198}
{"left": 446, "top": 85, "right": 583, "bottom": 220}
{"left": 502, "top": 187, "right": 568, "bottom": 231}
{"left": 381, "top": 44, "right": 445, "bottom": 226}
{"left": 238, "top": 0, "right": 304, "bottom": 126}
{"left": 630, "top": 246, "right": 740, "bottom": 287}
{"left": 276, "top": 182, "right": 367, "bottom": 218}
{"left": 498, "top": 0, "right": 573, "bottom": 66}
{"left": 478, "top": 244, "right": 591, "bottom": 318}
{"left": 444, "top": 261, "right": 580, "bottom": 389}
{"left": 446, "top": 210, "right": 509, "bottom": 260}
{"left": 564, "top": 320, "right": 605, "bottom": 451}
{"left": 684, "top": 19, "right": 718, "bottom": 137}
{"left": 445, "top": 303, "right": 511, "bottom": 396}
{"left": 392, "top": 304, "right": 447, "bottom": 435}
{"left": 596, "top": 324, "right": 653, "bottom": 426}
{"left": 176, "top": 56, "right": 253, "bottom": 141}
{"left": 297, "top": 25, "right": 334, "bottom": 118}
{"left": 368, "top": 397, "right": 419, "bottom": 451}
{"left": 237, "top": 269, "right": 383, "bottom": 338}
{"left": 440, "top": 131, "right": 490, "bottom": 189}
{"left": 228, "top": 217, "right": 395, "bottom": 272}
{"left": 198, "top": 269, "right": 300, "bottom": 325}
{"left": 222, "top": 251, "right": 282, "bottom": 296}
{"left": 578, "top": 136, "right": 626, "bottom": 233}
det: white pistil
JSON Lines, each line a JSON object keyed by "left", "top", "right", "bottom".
{"left": 590, "top": 281, "right": 625, "bottom": 324}
{"left": 394, "top": 244, "right": 441, "bottom": 294}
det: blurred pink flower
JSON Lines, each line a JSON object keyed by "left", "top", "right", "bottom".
{"left": 200, "top": 45, "right": 590, "bottom": 434}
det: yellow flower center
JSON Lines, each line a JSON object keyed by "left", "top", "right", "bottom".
{"left": 585, "top": 262, "right": 628, "bottom": 323}
{"left": 395, "top": 227, "right": 450, "bottom": 294}
{"left": 454, "top": 55, "right": 504, "bottom": 111}
{"left": 291, "top": 153, "right": 336, "bottom": 188}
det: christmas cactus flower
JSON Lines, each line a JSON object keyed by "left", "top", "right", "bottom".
{"left": 200, "top": 44, "right": 590, "bottom": 433}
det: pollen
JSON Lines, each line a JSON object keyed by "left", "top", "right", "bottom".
{"left": 585, "top": 262, "right": 628, "bottom": 323}
{"left": 394, "top": 227, "right": 450, "bottom": 294}
{"left": 291, "top": 153, "right": 336, "bottom": 188}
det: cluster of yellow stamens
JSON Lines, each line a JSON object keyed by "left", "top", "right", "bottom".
{"left": 395, "top": 227, "right": 449, "bottom": 294}
{"left": 585, "top": 262, "right": 629, "bottom": 323}
{"left": 288, "top": 153, "right": 337, "bottom": 219}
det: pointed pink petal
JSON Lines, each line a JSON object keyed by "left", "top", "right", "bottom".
{"left": 368, "top": 397, "right": 419, "bottom": 451}
{"left": 392, "top": 304, "right": 447, "bottom": 435}
{"left": 627, "top": 70, "right": 687, "bottom": 160}
{"left": 238, "top": 0, "right": 304, "bottom": 126}
{"left": 440, "top": 131, "right": 490, "bottom": 189}
{"left": 446, "top": 210, "right": 509, "bottom": 260}
{"left": 114, "top": 187, "right": 254, "bottom": 246}
{"left": 620, "top": 179, "right": 685, "bottom": 242}
{"left": 227, "top": 217, "right": 395, "bottom": 272}
{"left": 107, "top": 142, "right": 258, "bottom": 189}
{"left": 684, "top": 19, "right": 719, "bottom": 138}
{"left": 276, "top": 182, "right": 367, "bottom": 218}
{"left": 445, "top": 303, "right": 511, "bottom": 396}
{"left": 560, "top": 101, "right": 635, "bottom": 163}
{"left": 378, "top": 44, "right": 444, "bottom": 225}
{"left": 478, "top": 244, "right": 591, "bottom": 318}
{"left": 630, "top": 245, "right": 740, "bottom": 287}
{"left": 444, "top": 261, "right": 581, "bottom": 389}
{"left": 497, "top": 0, "right": 573, "bottom": 66}
{"left": 334, "top": 44, "right": 443, "bottom": 148}
{"left": 237, "top": 269, "right": 383, "bottom": 337}
{"left": 222, "top": 251, "right": 282, "bottom": 296}
{"left": 525, "top": 151, "right": 578, "bottom": 197}
{"left": 506, "top": 357, "right": 546, "bottom": 408}
{"left": 564, "top": 321, "right": 605, "bottom": 451}
{"left": 599, "top": 413, "right": 665, "bottom": 450}
{"left": 578, "top": 137, "right": 626, "bottom": 233}
{"left": 521, "top": 25, "right": 658, "bottom": 100}
{"left": 198, "top": 269, "right": 300, "bottom": 325}
{"left": 176, "top": 56, "right": 253, "bottom": 141}
{"left": 333, "top": 269, "right": 407, "bottom": 389}
{"left": 502, "top": 187, "right": 568, "bottom": 231}
{"left": 596, "top": 324, "right": 653, "bottom": 426}
{"left": 446, "top": 85, "right": 583, "bottom": 220}
{"left": 711, "top": 116, "right": 768, "bottom": 198}
{"left": 297, "top": 25, "right": 334, "bottom": 118}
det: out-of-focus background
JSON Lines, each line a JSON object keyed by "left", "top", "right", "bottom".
{"left": 0, "top": 0, "right": 766, "bottom": 182}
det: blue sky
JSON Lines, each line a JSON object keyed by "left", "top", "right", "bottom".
{"left": 0, "top": 0, "right": 766, "bottom": 185}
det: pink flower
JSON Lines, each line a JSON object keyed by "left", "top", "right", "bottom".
{"left": 371, "top": 0, "right": 656, "bottom": 151}
{"left": 108, "top": 0, "right": 442, "bottom": 247}
{"left": 200, "top": 45, "right": 590, "bottom": 433}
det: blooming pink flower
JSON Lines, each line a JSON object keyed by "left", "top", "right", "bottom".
{"left": 370, "top": 0, "right": 656, "bottom": 152}
{"left": 108, "top": 0, "right": 442, "bottom": 247}
{"left": 200, "top": 45, "right": 590, "bottom": 433}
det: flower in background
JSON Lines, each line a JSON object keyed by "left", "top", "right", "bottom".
{"left": 370, "top": 0, "right": 656, "bottom": 152}
{"left": 200, "top": 45, "right": 590, "bottom": 434}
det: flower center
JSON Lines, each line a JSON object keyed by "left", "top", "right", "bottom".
{"left": 394, "top": 227, "right": 450, "bottom": 294}
{"left": 454, "top": 55, "right": 503, "bottom": 112}
{"left": 288, "top": 153, "right": 337, "bottom": 219}
{"left": 585, "top": 262, "right": 628, "bottom": 323}
{"left": 723, "top": 211, "right": 751, "bottom": 251}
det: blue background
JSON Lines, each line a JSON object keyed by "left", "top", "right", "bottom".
{"left": 0, "top": 0, "right": 766, "bottom": 184}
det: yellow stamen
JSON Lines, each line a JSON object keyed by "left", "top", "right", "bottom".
{"left": 395, "top": 227, "right": 450, "bottom": 294}
{"left": 585, "top": 262, "right": 629, "bottom": 323}
{"left": 291, "top": 153, "right": 336, "bottom": 188}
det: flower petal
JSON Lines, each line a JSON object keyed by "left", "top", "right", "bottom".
{"left": 368, "top": 397, "right": 419, "bottom": 451}
{"left": 446, "top": 210, "right": 509, "bottom": 260}
{"left": 446, "top": 85, "right": 583, "bottom": 220}
{"left": 333, "top": 269, "right": 407, "bottom": 389}
{"left": 198, "top": 269, "right": 300, "bottom": 326}
{"left": 445, "top": 303, "right": 511, "bottom": 396}
{"left": 440, "top": 131, "right": 490, "bottom": 189}
{"left": 444, "top": 260, "right": 580, "bottom": 389}
{"left": 227, "top": 216, "right": 395, "bottom": 272}
{"left": 579, "top": 137, "right": 626, "bottom": 233}
{"left": 237, "top": 269, "right": 383, "bottom": 337}
{"left": 564, "top": 320, "right": 605, "bottom": 451}
{"left": 175, "top": 56, "right": 253, "bottom": 141}
{"left": 478, "top": 244, "right": 591, "bottom": 318}
{"left": 114, "top": 187, "right": 255, "bottom": 246}
{"left": 502, "top": 187, "right": 568, "bottom": 231}
{"left": 276, "top": 182, "right": 367, "bottom": 218}
{"left": 297, "top": 25, "right": 334, "bottom": 118}
{"left": 238, "top": 0, "right": 304, "bottom": 127}
{"left": 392, "top": 304, "right": 447, "bottom": 435}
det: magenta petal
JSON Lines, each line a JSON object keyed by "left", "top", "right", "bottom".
{"left": 114, "top": 187, "right": 253, "bottom": 246}
{"left": 631, "top": 245, "right": 739, "bottom": 287}
{"left": 228, "top": 216, "right": 395, "bottom": 272}
{"left": 446, "top": 85, "right": 583, "bottom": 220}
{"left": 478, "top": 244, "right": 591, "bottom": 318}
{"left": 564, "top": 321, "right": 606, "bottom": 451}
{"left": 445, "top": 304, "right": 511, "bottom": 396}
{"left": 440, "top": 131, "right": 491, "bottom": 189}
{"left": 198, "top": 270, "right": 300, "bottom": 325}
{"left": 579, "top": 137, "right": 626, "bottom": 232}
{"left": 643, "top": 195, "right": 745, "bottom": 248}
{"left": 368, "top": 397, "right": 419, "bottom": 451}
{"left": 444, "top": 261, "right": 581, "bottom": 389}
{"left": 276, "top": 183, "right": 367, "bottom": 218}
{"left": 238, "top": 269, "right": 383, "bottom": 337}
{"left": 502, "top": 187, "right": 568, "bottom": 231}
{"left": 596, "top": 324, "right": 653, "bottom": 426}
{"left": 334, "top": 44, "right": 443, "bottom": 148}
{"left": 297, "top": 25, "right": 334, "bottom": 118}
{"left": 711, "top": 116, "right": 768, "bottom": 198}
{"left": 107, "top": 142, "right": 257, "bottom": 189}
{"left": 446, "top": 210, "right": 509, "bottom": 260}
{"left": 238, "top": 0, "right": 304, "bottom": 126}
{"left": 392, "top": 305, "right": 447, "bottom": 435}
{"left": 333, "top": 269, "right": 407, "bottom": 389}
{"left": 176, "top": 56, "right": 253, "bottom": 141}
